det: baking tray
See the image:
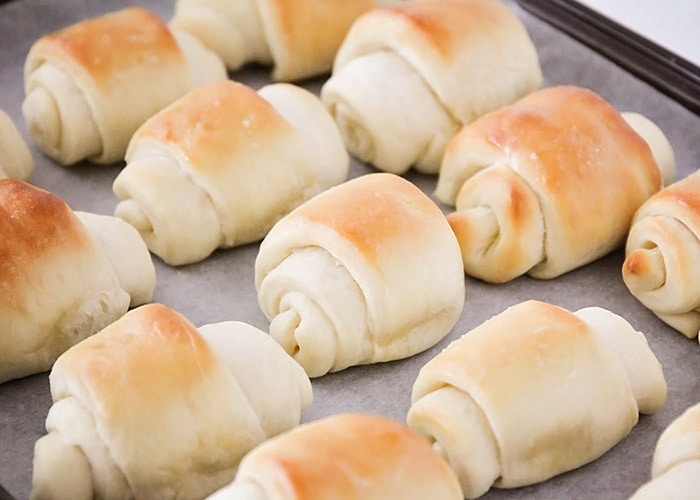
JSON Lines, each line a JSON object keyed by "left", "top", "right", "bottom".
{"left": 1, "top": 1, "right": 700, "bottom": 499}
{"left": 516, "top": 0, "right": 700, "bottom": 116}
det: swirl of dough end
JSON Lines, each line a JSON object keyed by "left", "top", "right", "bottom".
{"left": 31, "top": 397, "right": 130, "bottom": 500}
{"left": 447, "top": 164, "right": 545, "bottom": 283}
{"left": 114, "top": 154, "right": 222, "bottom": 266}
{"left": 623, "top": 246, "right": 666, "bottom": 295}
{"left": 321, "top": 51, "right": 459, "bottom": 175}
{"left": 269, "top": 292, "right": 338, "bottom": 378}
{"left": 23, "top": 63, "right": 101, "bottom": 166}
{"left": 407, "top": 386, "right": 500, "bottom": 499}
{"left": 31, "top": 432, "right": 94, "bottom": 500}
{"left": 257, "top": 246, "right": 371, "bottom": 378}
{"left": 623, "top": 215, "right": 700, "bottom": 335}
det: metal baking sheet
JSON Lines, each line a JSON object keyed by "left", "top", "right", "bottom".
{"left": 1, "top": 1, "right": 700, "bottom": 499}
{"left": 516, "top": 0, "right": 700, "bottom": 116}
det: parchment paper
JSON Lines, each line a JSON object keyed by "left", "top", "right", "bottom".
{"left": 1, "top": 1, "right": 699, "bottom": 499}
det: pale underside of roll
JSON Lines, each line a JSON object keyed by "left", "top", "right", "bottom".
{"left": 321, "top": 0, "right": 543, "bottom": 175}
{"left": 623, "top": 169, "right": 700, "bottom": 340}
{"left": 434, "top": 85, "right": 669, "bottom": 283}
{"left": 170, "top": 0, "right": 385, "bottom": 82}
{"left": 0, "top": 107, "right": 33, "bottom": 180}
{"left": 206, "top": 413, "right": 464, "bottom": 500}
{"left": 0, "top": 180, "right": 135, "bottom": 385}
{"left": 629, "top": 402, "right": 700, "bottom": 499}
{"left": 30, "top": 303, "right": 312, "bottom": 500}
{"left": 254, "top": 172, "right": 466, "bottom": 378}
{"left": 407, "top": 299, "right": 666, "bottom": 499}
{"left": 114, "top": 79, "right": 348, "bottom": 266}
{"left": 22, "top": 7, "right": 227, "bottom": 166}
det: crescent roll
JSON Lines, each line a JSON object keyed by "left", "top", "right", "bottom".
{"left": 0, "top": 179, "right": 155, "bottom": 385}
{"left": 254, "top": 172, "right": 466, "bottom": 378}
{"left": 114, "top": 79, "right": 349, "bottom": 266}
{"left": 434, "top": 85, "right": 671, "bottom": 283}
{"left": 30, "top": 303, "right": 313, "bottom": 500}
{"left": 170, "top": 0, "right": 383, "bottom": 82}
{"left": 0, "top": 107, "right": 33, "bottom": 180}
{"left": 407, "top": 299, "right": 667, "bottom": 499}
{"left": 320, "top": 0, "right": 543, "bottom": 175}
{"left": 622, "top": 170, "right": 700, "bottom": 340}
{"left": 630, "top": 402, "right": 700, "bottom": 499}
{"left": 22, "top": 7, "right": 227, "bottom": 166}
{"left": 207, "top": 413, "right": 463, "bottom": 500}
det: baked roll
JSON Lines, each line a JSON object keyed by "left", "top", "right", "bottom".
{"left": 623, "top": 170, "right": 700, "bottom": 340}
{"left": 30, "top": 303, "right": 313, "bottom": 500}
{"left": 0, "top": 179, "right": 155, "bottom": 385}
{"left": 320, "top": 0, "right": 543, "bottom": 175}
{"left": 207, "top": 413, "right": 464, "bottom": 500}
{"left": 114, "top": 79, "right": 349, "bottom": 266}
{"left": 434, "top": 85, "right": 672, "bottom": 283}
{"left": 255, "top": 172, "right": 466, "bottom": 378}
{"left": 0, "top": 107, "right": 33, "bottom": 180}
{"left": 407, "top": 299, "right": 667, "bottom": 499}
{"left": 630, "top": 402, "right": 700, "bottom": 499}
{"left": 170, "top": 0, "right": 384, "bottom": 82}
{"left": 22, "top": 7, "right": 227, "bottom": 166}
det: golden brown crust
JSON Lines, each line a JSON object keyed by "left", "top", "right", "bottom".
{"left": 235, "top": 413, "right": 463, "bottom": 498}
{"left": 0, "top": 179, "right": 96, "bottom": 307}
{"left": 288, "top": 172, "right": 443, "bottom": 265}
{"left": 54, "top": 303, "right": 217, "bottom": 426}
{"left": 370, "top": 0, "right": 514, "bottom": 60}
{"left": 131, "top": 80, "right": 297, "bottom": 174}
{"left": 471, "top": 86, "right": 659, "bottom": 195}
{"left": 413, "top": 300, "right": 595, "bottom": 398}
{"left": 262, "top": 0, "right": 375, "bottom": 80}
{"left": 27, "top": 8, "right": 183, "bottom": 92}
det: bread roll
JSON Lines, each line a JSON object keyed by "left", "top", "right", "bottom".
{"left": 407, "top": 299, "right": 666, "bottom": 499}
{"left": 0, "top": 107, "right": 33, "bottom": 179}
{"left": 0, "top": 179, "right": 155, "bottom": 385}
{"left": 623, "top": 170, "right": 700, "bottom": 340}
{"left": 255, "top": 172, "right": 465, "bottom": 378}
{"left": 30, "top": 303, "right": 313, "bottom": 500}
{"left": 320, "top": 0, "right": 542, "bottom": 175}
{"left": 630, "top": 402, "right": 700, "bottom": 499}
{"left": 22, "top": 7, "right": 227, "bottom": 166}
{"left": 114, "top": 79, "right": 348, "bottom": 266}
{"left": 434, "top": 85, "right": 670, "bottom": 283}
{"left": 207, "top": 413, "right": 463, "bottom": 499}
{"left": 170, "top": 0, "right": 383, "bottom": 82}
